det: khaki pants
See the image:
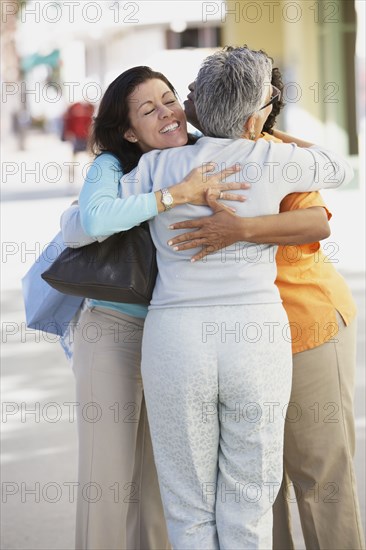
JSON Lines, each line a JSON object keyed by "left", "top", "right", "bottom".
{"left": 273, "top": 313, "right": 365, "bottom": 550}
{"left": 73, "top": 306, "right": 170, "bottom": 550}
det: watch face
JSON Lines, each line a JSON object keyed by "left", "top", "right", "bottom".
{"left": 163, "top": 194, "right": 173, "bottom": 206}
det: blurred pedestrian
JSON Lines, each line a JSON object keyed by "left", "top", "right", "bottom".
{"left": 62, "top": 101, "right": 94, "bottom": 157}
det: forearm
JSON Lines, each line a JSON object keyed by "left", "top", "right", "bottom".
{"left": 239, "top": 207, "right": 330, "bottom": 245}
{"left": 272, "top": 129, "right": 314, "bottom": 148}
{"left": 268, "top": 131, "right": 354, "bottom": 194}
{"left": 81, "top": 170, "right": 194, "bottom": 235}
{"left": 80, "top": 192, "right": 159, "bottom": 237}
{"left": 82, "top": 183, "right": 201, "bottom": 234}
{"left": 81, "top": 151, "right": 247, "bottom": 236}
{"left": 168, "top": 205, "right": 331, "bottom": 259}
{"left": 83, "top": 164, "right": 247, "bottom": 236}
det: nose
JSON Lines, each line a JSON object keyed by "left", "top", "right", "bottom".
{"left": 188, "top": 81, "right": 195, "bottom": 92}
{"left": 158, "top": 103, "right": 174, "bottom": 119}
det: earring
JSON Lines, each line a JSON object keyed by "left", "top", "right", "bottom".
{"left": 132, "top": 137, "right": 138, "bottom": 142}
{"left": 249, "top": 130, "right": 255, "bottom": 140}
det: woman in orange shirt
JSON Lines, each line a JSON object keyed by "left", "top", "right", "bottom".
{"left": 174, "top": 66, "right": 364, "bottom": 550}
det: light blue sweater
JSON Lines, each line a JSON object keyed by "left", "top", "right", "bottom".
{"left": 66, "top": 153, "right": 158, "bottom": 318}
{"left": 78, "top": 138, "right": 353, "bottom": 310}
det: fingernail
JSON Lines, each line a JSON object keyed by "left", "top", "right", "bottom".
{"left": 168, "top": 240, "right": 173, "bottom": 245}
{"left": 168, "top": 225, "right": 174, "bottom": 229}
{"left": 191, "top": 258, "right": 195, "bottom": 263}
{"left": 173, "top": 246, "right": 179, "bottom": 251}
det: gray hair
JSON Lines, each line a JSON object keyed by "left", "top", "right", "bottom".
{"left": 195, "top": 46, "right": 272, "bottom": 138}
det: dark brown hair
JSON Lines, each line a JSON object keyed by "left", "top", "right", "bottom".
{"left": 263, "top": 66, "right": 285, "bottom": 134}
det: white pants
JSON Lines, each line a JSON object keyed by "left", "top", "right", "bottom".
{"left": 141, "top": 305, "right": 293, "bottom": 550}
{"left": 73, "top": 306, "right": 170, "bottom": 550}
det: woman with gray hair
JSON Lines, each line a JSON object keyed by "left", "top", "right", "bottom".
{"left": 80, "top": 47, "right": 354, "bottom": 549}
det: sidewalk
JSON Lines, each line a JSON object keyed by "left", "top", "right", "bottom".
{"left": 1, "top": 132, "right": 365, "bottom": 549}
{"left": 1, "top": 281, "right": 365, "bottom": 550}
{"left": 1, "top": 130, "right": 90, "bottom": 201}
{"left": 1, "top": 133, "right": 89, "bottom": 549}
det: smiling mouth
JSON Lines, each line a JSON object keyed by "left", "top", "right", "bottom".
{"left": 159, "top": 122, "right": 180, "bottom": 134}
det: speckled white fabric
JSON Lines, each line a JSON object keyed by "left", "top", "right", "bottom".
{"left": 141, "top": 304, "right": 293, "bottom": 550}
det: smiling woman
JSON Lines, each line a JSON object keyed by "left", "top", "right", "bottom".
{"left": 76, "top": 49, "right": 354, "bottom": 550}
{"left": 88, "top": 66, "right": 190, "bottom": 173}
{"left": 59, "top": 65, "right": 247, "bottom": 550}
{"left": 124, "top": 80, "right": 187, "bottom": 152}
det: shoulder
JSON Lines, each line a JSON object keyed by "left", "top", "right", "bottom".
{"left": 82, "top": 152, "right": 124, "bottom": 189}
{"left": 94, "top": 152, "right": 123, "bottom": 170}
{"left": 85, "top": 153, "right": 124, "bottom": 182}
{"left": 138, "top": 145, "right": 194, "bottom": 167}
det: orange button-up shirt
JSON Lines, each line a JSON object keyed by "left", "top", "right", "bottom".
{"left": 260, "top": 133, "right": 356, "bottom": 353}
{"left": 276, "top": 191, "right": 357, "bottom": 353}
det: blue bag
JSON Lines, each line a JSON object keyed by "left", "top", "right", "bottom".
{"left": 21, "top": 231, "right": 83, "bottom": 337}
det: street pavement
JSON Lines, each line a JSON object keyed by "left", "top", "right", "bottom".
{"left": 1, "top": 133, "right": 365, "bottom": 549}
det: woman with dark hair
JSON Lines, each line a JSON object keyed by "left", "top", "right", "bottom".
{"left": 75, "top": 47, "right": 354, "bottom": 548}
{"left": 89, "top": 67, "right": 193, "bottom": 172}
{"left": 61, "top": 66, "right": 247, "bottom": 550}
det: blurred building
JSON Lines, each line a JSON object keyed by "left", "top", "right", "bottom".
{"left": 12, "top": 1, "right": 224, "bottom": 118}
{"left": 222, "top": 0, "right": 362, "bottom": 157}
{"left": 220, "top": 0, "right": 365, "bottom": 271}
{"left": 2, "top": 0, "right": 365, "bottom": 269}
{"left": 10, "top": 1, "right": 363, "bottom": 151}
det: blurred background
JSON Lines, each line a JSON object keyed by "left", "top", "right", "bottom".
{"left": 1, "top": 1, "right": 365, "bottom": 548}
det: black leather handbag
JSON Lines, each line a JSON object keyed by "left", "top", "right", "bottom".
{"left": 41, "top": 222, "right": 157, "bottom": 305}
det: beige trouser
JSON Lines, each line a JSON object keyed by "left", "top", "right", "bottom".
{"left": 273, "top": 313, "right": 365, "bottom": 550}
{"left": 72, "top": 306, "right": 170, "bottom": 550}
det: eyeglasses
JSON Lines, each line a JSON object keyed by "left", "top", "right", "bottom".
{"left": 259, "top": 85, "right": 281, "bottom": 110}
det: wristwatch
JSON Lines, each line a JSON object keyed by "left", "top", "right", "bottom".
{"left": 160, "top": 188, "right": 174, "bottom": 211}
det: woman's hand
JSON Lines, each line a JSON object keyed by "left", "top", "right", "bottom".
{"left": 176, "top": 162, "right": 250, "bottom": 206}
{"left": 168, "top": 190, "right": 331, "bottom": 262}
{"left": 168, "top": 189, "right": 243, "bottom": 261}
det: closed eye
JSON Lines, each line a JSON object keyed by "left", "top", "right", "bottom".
{"left": 144, "top": 99, "right": 176, "bottom": 115}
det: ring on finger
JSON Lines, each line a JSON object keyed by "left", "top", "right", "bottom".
{"left": 219, "top": 191, "right": 224, "bottom": 199}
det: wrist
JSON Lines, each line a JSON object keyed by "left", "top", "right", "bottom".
{"left": 238, "top": 217, "right": 256, "bottom": 242}
{"left": 160, "top": 188, "right": 174, "bottom": 211}
{"left": 154, "top": 184, "right": 187, "bottom": 213}
{"left": 169, "top": 182, "right": 189, "bottom": 206}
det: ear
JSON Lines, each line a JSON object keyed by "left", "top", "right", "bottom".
{"left": 124, "top": 129, "right": 138, "bottom": 143}
{"left": 244, "top": 115, "right": 256, "bottom": 135}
